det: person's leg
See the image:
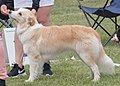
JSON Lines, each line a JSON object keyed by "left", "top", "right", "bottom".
{"left": 36, "top": 6, "right": 53, "bottom": 26}
{"left": 14, "top": 32, "right": 24, "bottom": 68}
{"left": 0, "top": 37, "right": 6, "bottom": 86}
{"left": 111, "top": 28, "right": 120, "bottom": 42}
{"left": 36, "top": 6, "right": 53, "bottom": 75}
{"left": 111, "top": 34, "right": 119, "bottom": 42}
{"left": 7, "top": 7, "right": 26, "bottom": 77}
{"left": 7, "top": 32, "right": 26, "bottom": 77}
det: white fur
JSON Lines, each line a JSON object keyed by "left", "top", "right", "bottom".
{"left": 9, "top": 8, "right": 116, "bottom": 82}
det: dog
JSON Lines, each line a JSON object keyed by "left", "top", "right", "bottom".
{"left": 9, "top": 8, "right": 115, "bottom": 82}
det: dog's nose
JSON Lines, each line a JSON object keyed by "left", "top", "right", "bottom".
{"left": 9, "top": 11, "right": 12, "bottom": 14}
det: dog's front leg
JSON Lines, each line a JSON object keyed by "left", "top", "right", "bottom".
{"left": 25, "top": 55, "right": 44, "bottom": 82}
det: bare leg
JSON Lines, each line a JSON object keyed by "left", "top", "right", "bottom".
{"left": 14, "top": 32, "right": 23, "bottom": 68}
{"left": 0, "top": 37, "right": 7, "bottom": 80}
{"left": 7, "top": 24, "right": 26, "bottom": 77}
{"left": 37, "top": 6, "right": 53, "bottom": 26}
{"left": 111, "top": 34, "right": 119, "bottom": 42}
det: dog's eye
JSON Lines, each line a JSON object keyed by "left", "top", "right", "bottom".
{"left": 18, "top": 12, "right": 22, "bottom": 16}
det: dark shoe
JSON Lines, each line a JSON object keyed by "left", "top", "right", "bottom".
{"left": 7, "top": 64, "right": 26, "bottom": 77}
{"left": 23, "top": 53, "right": 27, "bottom": 57}
{"left": 0, "top": 79, "right": 6, "bottom": 86}
{"left": 43, "top": 63, "right": 53, "bottom": 76}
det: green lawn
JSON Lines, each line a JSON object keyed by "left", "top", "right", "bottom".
{"left": 6, "top": 0, "right": 120, "bottom": 86}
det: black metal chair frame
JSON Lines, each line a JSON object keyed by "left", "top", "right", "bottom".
{"left": 0, "top": 19, "right": 13, "bottom": 28}
{"left": 77, "top": 0, "right": 120, "bottom": 46}
{"left": 0, "top": 13, "right": 13, "bottom": 31}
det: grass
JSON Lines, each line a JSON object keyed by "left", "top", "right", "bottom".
{"left": 6, "top": 0, "right": 120, "bottom": 86}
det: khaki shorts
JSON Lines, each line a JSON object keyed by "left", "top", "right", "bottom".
{"left": 14, "top": 0, "right": 54, "bottom": 9}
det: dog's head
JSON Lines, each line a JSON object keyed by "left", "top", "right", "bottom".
{"left": 9, "top": 8, "right": 37, "bottom": 26}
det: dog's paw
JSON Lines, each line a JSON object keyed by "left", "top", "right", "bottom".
{"left": 92, "top": 76, "right": 100, "bottom": 82}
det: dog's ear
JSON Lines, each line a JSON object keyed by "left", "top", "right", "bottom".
{"left": 28, "top": 17, "right": 35, "bottom": 26}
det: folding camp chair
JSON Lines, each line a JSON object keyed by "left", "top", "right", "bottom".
{"left": 77, "top": 0, "right": 120, "bottom": 46}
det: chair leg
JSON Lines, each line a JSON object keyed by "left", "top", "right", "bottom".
{"left": 83, "top": 11, "right": 92, "bottom": 27}
{"left": 115, "top": 17, "right": 118, "bottom": 30}
{"left": 110, "top": 17, "right": 119, "bottom": 28}
{"left": 86, "top": 13, "right": 111, "bottom": 36}
{"left": 93, "top": 17, "right": 105, "bottom": 30}
{"left": 0, "top": 24, "right": 4, "bottom": 29}
{"left": 103, "top": 31, "right": 116, "bottom": 46}
{"left": 0, "top": 19, "right": 11, "bottom": 28}
{"left": 92, "top": 16, "right": 100, "bottom": 28}
{"left": 6, "top": 19, "right": 13, "bottom": 27}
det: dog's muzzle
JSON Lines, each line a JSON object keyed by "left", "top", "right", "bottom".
{"left": 8, "top": 11, "right": 18, "bottom": 22}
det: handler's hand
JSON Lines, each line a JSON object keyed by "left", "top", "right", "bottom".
{"left": 0, "top": 4, "right": 10, "bottom": 15}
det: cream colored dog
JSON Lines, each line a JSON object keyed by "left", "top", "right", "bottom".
{"left": 9, "top": 8, "right": 115, "bottom": 82}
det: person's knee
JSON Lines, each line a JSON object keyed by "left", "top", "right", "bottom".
{"left": 37, "top": 16, "right": 49, "bottom": 26}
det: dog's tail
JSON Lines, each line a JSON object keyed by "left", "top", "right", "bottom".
{"left": 97, "top": 45, "right": 115, "bottom": 75}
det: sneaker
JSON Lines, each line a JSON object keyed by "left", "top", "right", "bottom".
{"left": 0, "top": 79, "right": 6, "bottom": 86}
{"left": 7, "top": 64, "right": 26, "bottom": 77}
{"left": 43, "top": 63, "right": 53, "bottom": 76}
{"left": 111, "top": 34, "right": 119, "bottom": 42}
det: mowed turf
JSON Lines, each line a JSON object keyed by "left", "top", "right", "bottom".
{"left": 6, "top": 0, "right": 120, "bottom": 86}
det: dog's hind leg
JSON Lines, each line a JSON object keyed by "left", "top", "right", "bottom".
{"left": 25, "top": 55, "right": 44, "bottom": 82}
{"left": 76, "top": 52, "right": 100, "bottom": 82}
